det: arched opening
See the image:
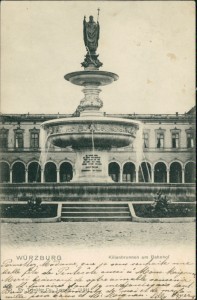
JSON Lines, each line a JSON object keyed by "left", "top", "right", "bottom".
{"left": 123, "top": 162, "right": 135, "bottom": 182}
{"left": 154, "top": 162, "right": 167, "bottom": 183}
{"left": 139, "top": 162, "right": 151, "bottom": 182}
{"left": 185, "top": 162, "right": 195, "bottom": 183}
{"left": 0, "top": 162, "right": 10, "bottom": 183}
{"left": 60, "top": 162, "right": 73, "bottom": 182}
{"left": 108, "top": 162, "right": 120, "bottom": 182}
{"left": 170, "top": 162, "right": 182, "bottom": 183}
{"left": 28, "top": 162, "right": 41, "bottom": 182}
{"left": 44, "top": 162, "right": 57, "bottom": 182}
{"left": 13, "top": 162, "right": 25, "bottom": 183}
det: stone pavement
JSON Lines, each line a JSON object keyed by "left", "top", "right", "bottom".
{"left": 1, "top": 222, "right": 195, "bottom": 249}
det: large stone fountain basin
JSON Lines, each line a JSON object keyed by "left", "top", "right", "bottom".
{"left": 42, "top": 116, "right": 139, "bottom": 149}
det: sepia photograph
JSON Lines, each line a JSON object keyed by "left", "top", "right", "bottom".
{"left": 0, "top": 1, "right": 196, "bottom": 299}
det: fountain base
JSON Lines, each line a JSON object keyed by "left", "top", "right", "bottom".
{"left": 0, "top": 183, "right": 195, "bottom": 202}
{"left": 73, "top": 150, "right": 113, "bottom": 183}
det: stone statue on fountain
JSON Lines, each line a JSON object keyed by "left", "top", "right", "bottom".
{"left": 83, "top": 15, "right": 99, "bottom": 53}
{"left": 82, "top": 13, "right": 103, "bottom": 69}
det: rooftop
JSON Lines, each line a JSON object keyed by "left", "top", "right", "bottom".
{"left": 0, "top": 109, "right": 195, "bottom": 123}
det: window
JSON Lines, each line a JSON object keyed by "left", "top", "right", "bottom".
{"left": 187, "top": 132, "right": 194, "bottom": 148}
{"left": 143, "top": 132, "right": 149, "bottom": 148}
{"left": 15, "top": 131, "right": 24, "bottom": 149}
{"left": 156, "top": 133, "right": 164, "bottom": 148}
{"left": 170, "top": 128, "right": 181, "bottom": 149}
{"left": 172, "top": 133, "right": 179, "bottom": 148}
{"left": 31, "top": 132, "right": 39, "bottom": 148}
{"left": 29, "top": 128, "right": 40, "bottom": 149}
{"left": 0, "top": 128, "right": 8, "bottom": 149}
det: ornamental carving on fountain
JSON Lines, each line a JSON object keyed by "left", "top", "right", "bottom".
{"left": 45, "top": 123, "right": 138, "bottom": 136}
{"left": 78, "top": 86, "right": 103, "bottom": 112}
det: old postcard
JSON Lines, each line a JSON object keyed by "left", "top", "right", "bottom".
{"left": 0, "top": 1, "right": 196, "bottom": 299}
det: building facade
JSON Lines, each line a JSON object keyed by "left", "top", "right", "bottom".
{"left": 0, "top": 108, "right": 195, "bottom": 185}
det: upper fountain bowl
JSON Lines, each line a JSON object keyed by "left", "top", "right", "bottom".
{"left": 64, "top": 70, "right": 119, "bottom": 86}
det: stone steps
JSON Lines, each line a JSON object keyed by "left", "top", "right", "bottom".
{"left": 62, "top": 207, "right": 129, "bottom": 212}
{"left": 61, "top": 203, "right": 129, "bottom": 207}
{"left": 61, "top": 203, "right": 132, "bottom": 222}
{"left": 61, "top": 217, "right": 132, "bottom": 222}
{"left": 62, "top": 212, "right": 131, "bottom": 217}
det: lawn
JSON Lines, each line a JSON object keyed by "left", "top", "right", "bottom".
{"left": 133, "top": 203, "right": 196, "bottom": 218}
{"left": 0, "top": 203, "right": 58, "bottom": 218}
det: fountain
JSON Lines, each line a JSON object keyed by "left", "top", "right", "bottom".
{"left": 0, "top": 13, "right": 195, "bottom": 207}
{"left": 41, "top": 13, "right": 140, "bottom": 183}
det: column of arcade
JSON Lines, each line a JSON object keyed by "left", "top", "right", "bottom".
{"left": 0, "top": 161, "right": 195, "bottom": 183}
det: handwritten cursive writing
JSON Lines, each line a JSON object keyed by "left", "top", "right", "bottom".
{"left": 1, "top": 256, "right": 195, "bottom": 299}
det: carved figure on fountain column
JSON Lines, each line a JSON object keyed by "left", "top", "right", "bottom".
{"left": 78, "top": 97, "right": 103, "bottom": 112}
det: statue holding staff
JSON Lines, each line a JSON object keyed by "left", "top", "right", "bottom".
{"left": 83, "top": 15, "right": 100, "bottom": 54}
{"left": 82, "top": 9, "right": 103, "bottom": 69}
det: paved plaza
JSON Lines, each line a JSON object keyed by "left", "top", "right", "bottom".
{"left": 1, "top": 221, "right": 195, "bottom": 249}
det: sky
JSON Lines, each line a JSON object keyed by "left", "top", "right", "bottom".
{"left": 1, "top": 1, "right": 195, "bottom": 115}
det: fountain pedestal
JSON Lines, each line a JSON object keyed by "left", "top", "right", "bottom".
{"left": 64, "top": 70, "right": 119, "bottom": 117}
{"left": 73, "top": 150, "right": 111, "bottom": 182}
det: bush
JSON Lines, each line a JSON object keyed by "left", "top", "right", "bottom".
{"left": 133, "top": 191, "right": 196, "bottom": 218}
{"left": 151, "top": 190, "right": 171, "bottom": 217}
